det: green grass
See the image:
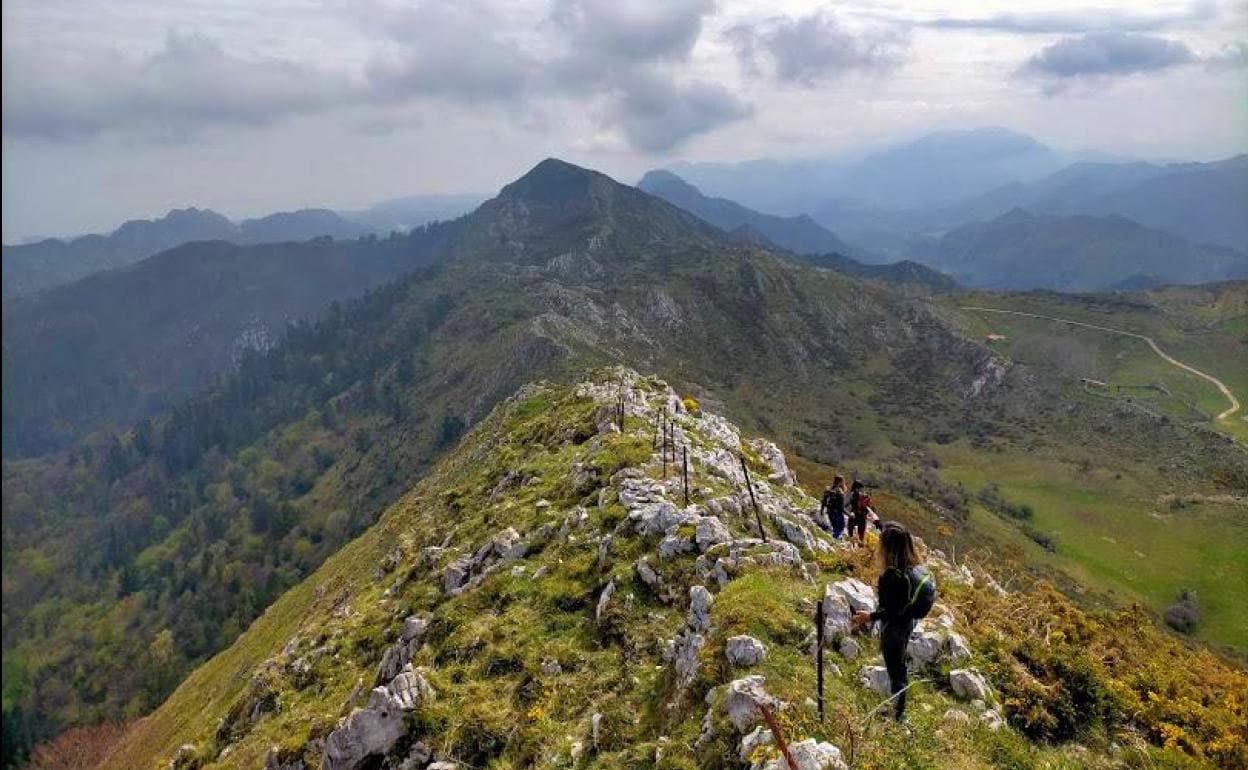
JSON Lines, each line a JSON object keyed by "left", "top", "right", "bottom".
{"left": 946, "top": 289, "right": 1248, "bottom": 443}
{"left": 932, "top": 442, "right": 1248, "bottom": 650}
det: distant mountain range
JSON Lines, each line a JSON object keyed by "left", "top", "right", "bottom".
{"left": 2, "top": 196, "right": 483, "bottom": 299}
{"left": 910, "top": 208, "right": 1248, "bottom": 292}
{"left": 637, "top": 169, "right": 862, "bottom": 257}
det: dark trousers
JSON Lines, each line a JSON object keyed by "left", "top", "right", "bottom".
{"left": 831, "top": 511, "right": 846, "bottom": 539}
{"left": 881, "top": 619, "right": 915, "bottom": 720}
{"left": 849, "top": 514, "right": 866, "bottom": 540}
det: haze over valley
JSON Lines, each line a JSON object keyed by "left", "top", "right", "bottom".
{"left": 3, "top": 2, "right": 1247, "bottom": 770}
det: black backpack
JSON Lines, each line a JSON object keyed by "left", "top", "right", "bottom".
{"left": 902, "top": 566, "right": 937, "bottom": 620}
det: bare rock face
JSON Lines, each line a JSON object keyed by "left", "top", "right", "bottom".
{"left": 688, "top": 585, "right": 714, "bottom": 633}
{"left": 443, "top": 557, "right": 472, "bottom": 596}
{"left": 821, "top": 589, "right": 853, "bottom": 640}
{"left": 595, "top": 578, "right": 616, "bottom": 624}
{"left": 674, "top": 630, "right": 705, "bottom": 688}
{"left": 323, "top": 671, "right": 431, "bottom": 770}
{"left": 725, "top": 635, "right": 768, "bottom": 667}
{"left": 949, "top": 669, "right": 990, "bottom": 701}
{"left": 747, "top": 439, "right": 797, "bottom": 486}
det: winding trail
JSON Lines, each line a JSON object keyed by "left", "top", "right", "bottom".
{"left": 961, "top": 306, "right": 1242, "bottom": 422}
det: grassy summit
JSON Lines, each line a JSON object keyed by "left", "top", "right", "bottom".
{"left": 101, "top": 369, "right": 1247, "bottom": 770}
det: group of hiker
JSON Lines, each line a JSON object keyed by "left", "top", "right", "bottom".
{"left": 817, "top": 476, "right": 936, "bottom": 725}
{"left": 817, "top": 475, "right": 880, "bottom": 544}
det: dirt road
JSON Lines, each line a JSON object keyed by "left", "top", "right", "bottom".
{"left": 961, "top": 306, "right": 1242, "bottom": 422}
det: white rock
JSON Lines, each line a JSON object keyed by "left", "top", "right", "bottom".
{"left": 725, "top": 635, "right": 768, "bottom": 667}
{"left": 980, "top": 708, "right": 1005, "bottom": 731}
{"left": 688, "top": 585, "right": 714, "bottom": 632}
{"left": 946, "top": 632, "right": 972, "bottom": 663}
{"left": 595, "top": 579, "right": 616, "bottom": 624}
{"left": 778, "top": 517, "right": 815, "bottom": 551}
{"left": 659, "top": 534, "right": 695, "bottom": 559}
{"left": 828, "top": 578, "right": 876, "bottom": 614}
{"left": 859, "top": 666, "right": 891, "bottom": 697}
{"left": 591, "top": 712, "right": 603, "bottom": 749}
{"left": 401, "top": 616, "right": 429, "bottom": 643}
{"left": 758, "top": 739, "right": 847, "bottom": 770}
{"left": 724, "top": 676, "right": 782, "bottom": 733}
{"left": 838, "top": 636, "right": 861, "bottom": 660}
{"left": 821, "top": 589, "right": 853, "bottom": 640}
{"left": 943, "top": 708, "right": 971, "bottom": 725}
{"left": 906, "top": 631, "right": 944, "bottom": 669}
{"left": 540, "top": 658, "right": 562, "bottom": 676}
{"left": 323, "top": 687, "right": 409, "bottom": 770}
{"left": 748, "top": 439, "right": 797, "bottom": 487}
{"left": 949, "top": 669, "right": 990, "bottom": 701}
{"left": 739, "top": 726, "right": 773, "bottom": 762}
{"left": 387, "top": 666, "right": 434, "bottom": 710}
{"left": 674, "top": 631, "right": 705, "bottom": 688}
{"left": 635, "top": 557, "right": 662, "bottom": 590}
{"left": 443, "top": 557, "right": 472, "bottom": 596}
{"left": 695, "top": 516, "right": 733, "bottom": 551}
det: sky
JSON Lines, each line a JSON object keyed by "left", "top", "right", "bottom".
{"left": 2, "top": 0, "right": 1246, "bottom": 241}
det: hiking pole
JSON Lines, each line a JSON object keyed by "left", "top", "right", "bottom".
{"left": 815, "top": 600, "right": 825, "bottom": 723}
{"left": 739, "top": 455, "right": 768, "bottom": 543}
{"left": 682, "top": 445, "right": 690, "bottom": 507}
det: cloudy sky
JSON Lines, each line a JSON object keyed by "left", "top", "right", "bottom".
{"left": 3, "top": 0, "right": 1246, "bottom": 241}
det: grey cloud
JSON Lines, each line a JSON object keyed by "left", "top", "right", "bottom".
{"left": 1019, "top": 32, "right": 1196, "bottom": 82}
{"left": 922, "top": 1, "right": 1216, "bottom": 34}
{"left": 729, "top": 12, "right": 907, "bottom": 87}
{"left": 551, "top": 0, "right": 713, "bottom": 64}
{"left": 1205, "top": 40, "right": 1248, "bottom": 68}
{"left": 606, "top": 73, "right": 751, "bottom": 152}
{"left": 2, "top": 32, "right": 357, "bottom": 140}
{"left": 358, "top": 0, "right": 531, "bottom": 102}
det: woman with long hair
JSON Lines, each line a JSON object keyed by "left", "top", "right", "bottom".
{"left": 820, "top": 475, "right": 848, "bottom": 539}
{"left": 851, "top": 521, "right": 928, "bottom": 722}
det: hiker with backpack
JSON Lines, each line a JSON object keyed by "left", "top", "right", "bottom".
{"left": 848, "top": 480, "right": 874, "bottom": 545}
{"left": 851, "top": 521, "right": 936, "bottom": 723}
{"left": 820, "top": 476, "right": 848, "bottom": 539}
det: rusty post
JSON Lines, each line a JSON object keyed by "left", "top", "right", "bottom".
{"left": 757, "top": 701, "right": 798, "bottom": 770}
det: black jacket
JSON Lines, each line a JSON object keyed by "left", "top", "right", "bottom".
{"left": 870, "top": 567, "right": 912, "bottom": 625}
{"left": 821, "top": 489, "right": 845, "bottom": 519}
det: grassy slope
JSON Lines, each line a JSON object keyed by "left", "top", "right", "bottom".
{"left": 103, "top": 371, "right": 1247, "bottom": 770}
{"left": 928, "top": 285, "right": 1248, "bottom": 650}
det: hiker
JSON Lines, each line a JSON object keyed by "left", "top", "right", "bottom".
{"left": 820, "top": 475, "right": 848, "bottom": 539}
{"left": 848, "top": 480, "right": 874, "bottom": 545}
{"left": 851, "top": 521, "right": 936, "bottom": 723}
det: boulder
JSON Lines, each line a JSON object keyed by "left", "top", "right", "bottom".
{"left": 724, "top": 676, "right": 782, "bottom": 733}
{"left": 323, "top": 687, "right": 410, "bottom": 770}
{"left": 443, "top": 557, "right": 472, "bottom": 596}
{"left": 943, "top": 708, "right": 971, "bottom": 725}
{"left": 949, "top": 669, "right": 990, "bottom": 701}
{"left": 906, "top": 631, "right": 944, "bottom": 669}
{"left": 591, "top": 712, "right": 603, "bottom": 749}
{"left": 634, "top": 557, "right": 662, "bottom": 590}
{"left": 756, "top": 739, "right": 847, "bottom": 770}
{"left": 695, "top": 516, "right": 733, "bottom": 551}
{"left": 946, "top": 632, "right": 972, "bottom": 663}
{"left": 837, "top": 636, "right": 861, "bottom": 660}
{"left": 659, "top": 533, "right": 695, "bottom": 559}
{"left": 827, "top": 578, "right": 876, "bottom": 614}
{"left": 778, "top": 517, "right": 815, "bottom": 551}
{"left": 387, "top": 666, "right": 434, "bottom": 710}
{"left": 859, "top": 666, "right": 891, "bottom": 697}
{"left": 725, "top": 635, "right": 767, "bottom": 667}
{"left": 688, "top": 585, "right": 714, "bottom": 633}
{"left": 821, "top": 589, "right": 853, "bottom": 640}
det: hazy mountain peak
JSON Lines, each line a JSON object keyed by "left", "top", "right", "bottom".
{"left": 499, "top": 157, "right": 611, "bottom": 204}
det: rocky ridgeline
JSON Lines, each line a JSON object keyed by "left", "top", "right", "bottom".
{"left": 184, "top": 368, "right": 1005, "bottom": 770}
